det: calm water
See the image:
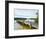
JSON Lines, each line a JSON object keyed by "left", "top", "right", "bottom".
{"left": 14, "top": 20, "right": 22, "bottom": 30}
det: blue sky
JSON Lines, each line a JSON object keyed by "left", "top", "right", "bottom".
{"left": 14, "top": 9, "right": 38, "bottom": 18}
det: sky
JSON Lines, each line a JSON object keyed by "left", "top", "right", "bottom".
{"left": 14, "top": 9, "right": 38, "bottom": 18}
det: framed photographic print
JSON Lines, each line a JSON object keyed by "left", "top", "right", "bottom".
{"left": 5, "top": 1, "right": 45, "bottom": 38}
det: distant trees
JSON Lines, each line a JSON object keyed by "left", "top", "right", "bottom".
{"left": 14, "top": 18, "right": 27, "bottom": 20}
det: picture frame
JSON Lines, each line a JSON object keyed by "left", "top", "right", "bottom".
{"left": 5, "top": 1, "right": 45, "bottom": 38}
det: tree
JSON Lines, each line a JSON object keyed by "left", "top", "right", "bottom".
{"left": 35, "top": 11, "right": 38, "bottom": 24}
